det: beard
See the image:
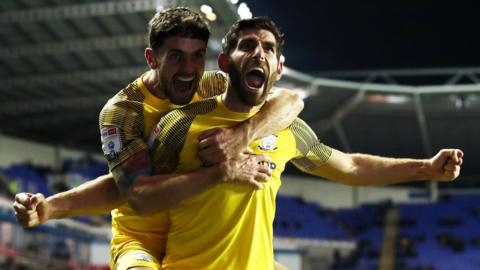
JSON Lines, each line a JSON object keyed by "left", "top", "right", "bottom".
{"left": 228, "top": 59, "right": 271, "bottom": 107}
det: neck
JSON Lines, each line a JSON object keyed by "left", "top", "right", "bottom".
{"left": 142, "top": 70, "right": 167, "bottom": 99}
{"left": 222, "top": 86, "right": 264, "bottom": 113}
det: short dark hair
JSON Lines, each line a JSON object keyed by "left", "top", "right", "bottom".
{"left": 148, "top": 7, "right": 210, "bottom": 52}
{"left": 222, "top": 17, "right": 284, "bottom": 59}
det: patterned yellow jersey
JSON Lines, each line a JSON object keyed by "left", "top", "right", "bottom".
{"left": 99, "top": 71, "right": 228, "bottom": 262}
{"left": 149, "top": 95, "right": 332, "bottom": 270}
{"left": 99, "top": 70, "right": 228, "bottom": 171}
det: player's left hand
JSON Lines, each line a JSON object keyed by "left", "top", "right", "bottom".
{"left": 429, "top": 149, "right": 463, "bottom": 181}
{"left": 198, "top": 126, "right": 249, "bottom": 165}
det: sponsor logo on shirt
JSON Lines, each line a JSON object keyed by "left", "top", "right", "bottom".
{"left": 147, "top": 124, "right": 162, "bottom": 148}
{"left": 101, "top": 127, "right": 117, "bottom": 139}
{"left": 258, "top": 135, "right": 277, "bottom": 151}
{"left": 259, "top": 160, "right": 277, "bottom": 170}
{"left": 258, "top": 135, "right": 277, "bottom": 170}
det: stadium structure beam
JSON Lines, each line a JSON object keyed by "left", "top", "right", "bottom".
{"left": 0, "top": 0, "right": 170, "bottom": 24}
{"left": 3, "top": 58, "right": 218, "bottom": 92}
{"left": 413, "top": 94, "right": 432, "bottom": 158}
{"left": 313, "top": 78, "right": 414, "bottom": 94}
{"left": 413, "top": 93, "right": 439, "bottom": 202}
{"left": 0, "top": 34, "right": 146, "bottom": 58}
{"left": 283, "top": 67, "right": 317, "bottom": 85}
{"left": 466, "top": 72, "right": 480, "bottom": 83}
{"left": 315, "top": 67, "right": 480, "bottom": 80}
{"left": 0, "top": 94, "right": 111, "bottom": 116}
{"left": 333, "top": 122, "right": 351, "bottom": 153}
{"left": 3, "top": 66, "right": 147, "bottom": 90}
{"left": 417, "top": 84, "right": 480, "bottom": 94}
{"left": 317, "top": 90, "right": 366, "bottom": 143}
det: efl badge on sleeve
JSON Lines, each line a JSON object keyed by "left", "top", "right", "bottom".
{"left": 101, "top": 127, "right": 122, "bottom": 159}
{"left": 147, "top": 124, "right": 162, "bottom": 148}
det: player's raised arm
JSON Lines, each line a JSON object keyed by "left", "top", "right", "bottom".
{"left": 288, "top": 118, "right": 463, "bottom": 186}
{"left": 313, "top": 148, "right": 463, "bottom": 186}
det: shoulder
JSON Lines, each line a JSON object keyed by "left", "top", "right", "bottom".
{"left": 100, "top": 81, "right": 145, "bottom": 120}
{"left": 161, "top": 97, "right": 219, "bottom": 129}
{"left": 287, "top": 118, "right": 321, "bottom": 150}
{"left": 288, "top": 118, "right": 314, "bottom": 136}
{"left": 197, "top": 70, "right": 228, "bottom": 98}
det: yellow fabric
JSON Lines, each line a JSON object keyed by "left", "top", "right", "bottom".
{"left": 150, "top": 95, "right": 332, "bottom": 270}
{"left": 111, "top": 247, "right": 162, "bottom": 270}
{"left": 99, "top": 70, "right": 227, "bottom": 171}
{"left": 105, "top": 71, "right": 228, "bottom": 266}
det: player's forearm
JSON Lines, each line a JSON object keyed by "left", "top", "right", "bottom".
{"left": 47, "top": 174, "right": 123, "bottom": 219}
{"left": 339, "top": 154, "right": 431, "bottom": 186}
{"left": 128, "top": 166, "right": 222, "bottom": 215}
{"left": 242, "top": 88, "right": 303, "bottom": 142}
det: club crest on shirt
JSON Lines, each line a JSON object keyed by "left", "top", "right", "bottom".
{"left": 134, "top": 252, "right": 153, "bottom": 262}
{"left": 100, "top": 127, "right": 123, "bottom": 160}
{"left": 258, "top": 135, "right": 277, "bottom": 151}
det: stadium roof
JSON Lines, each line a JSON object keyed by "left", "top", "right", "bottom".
{"left": 0, "top": 0, "right": 478, "bottom": 187}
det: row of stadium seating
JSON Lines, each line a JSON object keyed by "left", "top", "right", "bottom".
{"left": 1, "top": 162, "right": 480, "bottom": 270}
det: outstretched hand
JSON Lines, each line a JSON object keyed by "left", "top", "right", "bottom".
{"left": 13, "top": 192, "right": 50, "bottom": 227}
{"left": 429, "top": 149, "right": 463, "bottom": 181}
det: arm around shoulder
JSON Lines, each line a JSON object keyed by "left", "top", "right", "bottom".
{"left": 248, "top": 88, "right": 304, "bottom": 141}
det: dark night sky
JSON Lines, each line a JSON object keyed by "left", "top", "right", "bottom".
{"left": 243, "top": 0, "right": 480, "bottom": 73}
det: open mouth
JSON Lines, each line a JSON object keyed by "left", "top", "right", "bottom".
{"left": 245, "top": 68, "right": 265, "bottom": 89}
{"left": 173, "top": 75, "right": 195, "bottom": 93}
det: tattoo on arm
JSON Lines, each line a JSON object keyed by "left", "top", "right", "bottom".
{"left": 111, "top": 149, "right": 152, "bottom": 197}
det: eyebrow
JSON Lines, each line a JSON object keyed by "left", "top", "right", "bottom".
{"left": 167, "top": 48, "right": 206, "bottom": 54}
{"left": 239, "top": 37, "right": 276, "bottom": 47}
{"left": 263, "top": 41, "right": 276, "bottom": 48}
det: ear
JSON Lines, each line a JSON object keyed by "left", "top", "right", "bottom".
{"left": 218, "top": 53, "right": 229, "bottom": 73}
{"left": 145, "top": 48, "right": 157, "bottom": 69}
{"left": 275, "top": 55, "right": 285, "bottom": 81}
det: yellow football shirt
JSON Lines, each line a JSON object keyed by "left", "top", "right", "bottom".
{"left": 150, "top": 95, "right": 332, "bottom": 270}
{"left": 100, "top": 71, "right": 228, "bottom": 261}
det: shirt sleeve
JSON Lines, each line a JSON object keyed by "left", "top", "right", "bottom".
{"left": 197, "top": 70, "right": 228, "bottom": 98}
{"left": 99, "top": 97, "right": 148, "bottom": 171}
{"left": 149, "top": 98, "right": 218, "bottom": 174}
{"left": 289, "top": 118, "right": 333, "bottom": 173}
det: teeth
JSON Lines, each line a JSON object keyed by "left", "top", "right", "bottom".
{"left": 251, "top": 67, "right": 265, "bottom": 75}
{"left": 177, "top": 75, "right": 195, "bottom": 82}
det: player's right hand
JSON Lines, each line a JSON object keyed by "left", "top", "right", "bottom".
{"left": 13, "top": 192, "right": 50, "bottom": 227}
{"left": 220, "top": 149, "right": 273, "bottom": 190}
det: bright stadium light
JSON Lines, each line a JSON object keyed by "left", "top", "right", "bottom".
{"left": 200, "top": 5, "right": 217, "bottom": 22}
{"left": 155, "top": 0, "right": 166, "bottom": 12}
{"left": 230, "top": 0, "right": 239, "bottom": 4}
{"left": 205, "top": 12, "right": 217, "bottom": 21}
{"left": 200, "top": 4, "right": 213, "bottom": 14}
{"left": 238, "top": 3, "right": 252, "bottom": 19}
{"left": 366, "top": 94, "right": 411, "bottom": 104}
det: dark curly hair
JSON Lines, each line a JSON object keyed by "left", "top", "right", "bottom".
{"left": 148, "top": 7, "right": 210, "bottom": 52}
{"left": 222, "top": 17, "right": 284, "bottom": 59}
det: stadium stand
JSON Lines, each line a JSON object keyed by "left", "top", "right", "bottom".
{"left": 1, "top": 161, "right": 480, "bottom": 270}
